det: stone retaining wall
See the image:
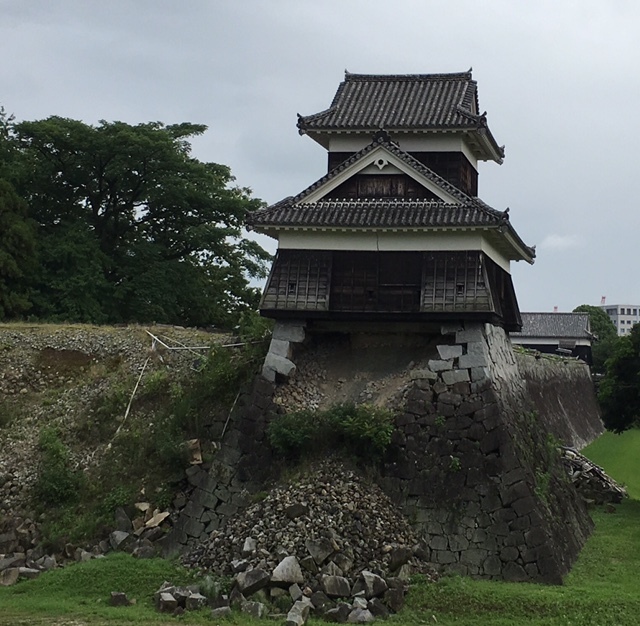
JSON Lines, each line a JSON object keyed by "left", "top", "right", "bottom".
{"left": 515, "top": 351, "right": 603, "bottom": 449}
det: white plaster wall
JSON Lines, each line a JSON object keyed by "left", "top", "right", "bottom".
{"left": 278, "top": 230, "right": 512, "bottom": 273}
{"left": 327, "top": 133, "right": 479, "bottom": 168}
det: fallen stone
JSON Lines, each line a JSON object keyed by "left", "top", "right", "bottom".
{"left": 185, "top": 592, "right": 207, "bottom": 611}
{"left": 109, "top": 530, "right": 134, "bottom": 551}
{"left": 384, "top": 586, "right": 406, "bottom": 613}
{"left": 114, "top": 507, "right": 132, "bottom": 532}
{"left": 306, "top": 538, "right": 334, "bottom": 565}
{"left": 389, "top": 547, "right": 413, "bottom": 572}
{"left": 272, "top": 555, "right": 304, "bottom": 585}
{"left": 310, "top": 589, "right": 334, "bottom": 613}
{"left": 236, "top": 568, "right": 271, "bottom": 596}
{"left": 109, "top": 591, "right": 132, "bottom": 606}
{"left": 367, "top": 597, "right": 390, "bottom": 619}
{"left": 286, "top": 599, "right": 311, "bottom": 626}
{"left": 231, "top": 558, "right": 250, "bottom": 573}
{"left": 159, "top": 592, "right": 177, "bottom": 613}
{"left": 242, "top": 600, "right": 267, "bottom": 618}
{"left": 325, "top": 602, "right": 352, "bottom": 623}
{"left": 352, "top": 596, "right": 368, "bottom": 610}
{"left": 300, "top": 555, "right": 318, "bottom": 574}
{"left": 0, "top": 568, "right": 19, "bottom": 587}
{"left": 145, "top": 511, "right": 170, "bottom": 528}
{"left": 320, "top": 574, "right": 352, "bottom": 598}
{"left": 351, "top": 570, "right": 388, "bottom": 599}
{"left": 242, "top": 537, "right": 257, "bottom": 557}
{"left": 211, "top": 606, "right": 232, "bottom": 619}
{"left": 17, "top": 567, "right": 41, "bottom": 580}
{"left": 285, "top": 503, "right": 310, "bottom": 519}
{"left": 348, "top": 607, "right": 375, "bottom": 623}
{"left": 289, "top": 583, "right": 303, "bottom": 601}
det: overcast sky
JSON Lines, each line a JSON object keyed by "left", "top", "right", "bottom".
{"left": 2, "top": 0, "right": 639, "bottom": 312}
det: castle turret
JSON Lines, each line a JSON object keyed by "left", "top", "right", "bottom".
{"left": 248, "top": 71, "right": 534, "bottom": 332}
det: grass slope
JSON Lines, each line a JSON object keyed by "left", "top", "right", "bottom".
{"left": 582, "top": 429, "right": 640, "bottom": 498}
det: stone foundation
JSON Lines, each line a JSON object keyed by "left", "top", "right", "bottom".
{"left": 167, "top": 321, "right": 600, "bottom": 583}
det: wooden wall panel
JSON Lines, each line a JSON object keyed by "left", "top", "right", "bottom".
{"left": 260, "top": 250, "right": 331, "bottom": 311}
{"left": 421, "top": 252, "right": 494, "bottom": 312}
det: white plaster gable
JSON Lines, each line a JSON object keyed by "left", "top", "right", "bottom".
{"left": 298, "top": 144, "right": 463, "bottom": 205}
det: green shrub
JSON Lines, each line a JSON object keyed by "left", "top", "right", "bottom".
{"left": 33, "top": 428, "right": 84, "bottom": 508}
{"left": 268, "top": 403, "right": 395, "bottom": 460}
{"left": 325, "top": 403, "right": 394, "bottom": 454}
{"left": 267, "top": 410, "right": 325, "bottom": 459}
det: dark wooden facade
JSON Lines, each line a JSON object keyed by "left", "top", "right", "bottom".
{"left": 325, "top": 174, "right": 438, "bottom": 200}
{"left": 261, "top": 249, "right": 522, "bottom": 330}
{"left": 327, "top": 151, "right": 478, "bottom": 196}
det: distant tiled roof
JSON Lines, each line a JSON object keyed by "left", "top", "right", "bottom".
{"left": 293, "top": 131, "right": 470, "bottom": 204}
{"left": 511, "top": 313, "right": 592, "bottom": 339}
{"left": 297, "top": 71, "right": 504, "bottom": 161}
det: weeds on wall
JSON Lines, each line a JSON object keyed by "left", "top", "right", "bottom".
{"left": 34, "top": 313, "right": 273, "bottom": 548}
{"left": 268, "top": 403, "right": 395, "bottom": 462}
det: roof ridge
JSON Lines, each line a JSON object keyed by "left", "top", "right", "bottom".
{"left": 344, "top": 72, "right": 473, "bottom": 82}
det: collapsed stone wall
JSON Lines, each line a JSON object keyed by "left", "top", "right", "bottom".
{"left": 378, "top": 322, "right": 593, "bottom": 583}
{"left": 169, "top": 320, "right": 599, "bottom": 583}
{"left": 161, "top": 376, "right": 278, "bottom": 555}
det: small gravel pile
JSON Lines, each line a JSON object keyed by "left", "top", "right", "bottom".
{"left": 184, "top": 458, "right": 434, "bottom": 582}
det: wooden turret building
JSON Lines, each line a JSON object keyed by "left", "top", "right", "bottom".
{"left": 248, "top": 71, "right": 534, "bottom": 332}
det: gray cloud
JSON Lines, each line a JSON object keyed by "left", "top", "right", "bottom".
{"left": 2, "top": 0, "right": 639, "bottom": 311}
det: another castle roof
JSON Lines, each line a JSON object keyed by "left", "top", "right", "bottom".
{"left": 297, "top": 71, "right": 504, "bottom": 162}
{"left": 511, "top": 313, "right": 593, "bottom": 339}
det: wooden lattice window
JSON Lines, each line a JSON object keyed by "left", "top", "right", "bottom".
{"left": 421, "top": 251, "right": 494, "bottom": 312}
{"left": 260, "top": 250, "right": 331, "bottom": 311}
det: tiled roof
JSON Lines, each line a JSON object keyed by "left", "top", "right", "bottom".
{"left": 298, "top": 72, "right": 476, "bottom": 130}
{"left": 511, "top": 313, "right": 592, "bottom": 339}
{"left": 297, "top": 71, "right": 503, "bottom": 160}
{"left": 298, "top": 71, "right": 504, "bottom": 163}
{"left": 293, "top": 131, "right": 470, "bottom": 204}
{"left": 249, "top": 198, "right": 506, "bottom": 230}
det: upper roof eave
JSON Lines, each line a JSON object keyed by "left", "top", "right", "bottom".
{"left": 297, "top": 70, "right": 505, "bottom": 161}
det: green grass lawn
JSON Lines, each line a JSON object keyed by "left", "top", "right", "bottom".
{"left": 582, "top": 429, "right": 640, "bottom": 498}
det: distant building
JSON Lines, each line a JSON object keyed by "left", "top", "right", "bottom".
{"left": 600, "top": 304, "right": 640, "bottom": 336}
{"left": 510, "top": 312, "right": 593, "bottom": 362}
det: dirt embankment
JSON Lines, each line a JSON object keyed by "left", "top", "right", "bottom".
{"left": 0, "top": 323, "right": 230, "bottom": 532}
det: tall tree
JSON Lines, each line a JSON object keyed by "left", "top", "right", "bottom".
{"left": 573, "top": 304, "right": 619, "bottom": 373}
{"left": 8, "top": 116, "right": 269, "bottom": 326}
{"left": 598, "top": 324, "right": 640, "bottom": 432}
{"left": 0, "top": 180, "right": 36, "bottom": 318}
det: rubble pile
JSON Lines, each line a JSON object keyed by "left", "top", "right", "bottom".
{"left": 184, "top": 458, "right": 435, "bottom": 582}
{"left": 561, "top": 447, "right": 628, "bottom": 504}
{"left": 155, "top": 565, "right": 411, "bottom": 624}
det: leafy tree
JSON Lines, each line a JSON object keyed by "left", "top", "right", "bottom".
{"left": 5, "top": 115, "right": 269, "bottom": 326}
{"left": 598, "top": 324, "right": 640, "bottom": 433}
{"left": 0, "top": 180, "right": 36, "bottom": 318}
{"left": 573, "top": 304, "right": 619, "bottom": 373}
